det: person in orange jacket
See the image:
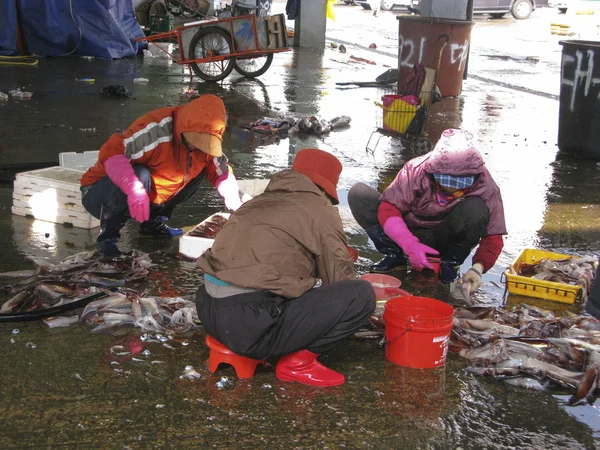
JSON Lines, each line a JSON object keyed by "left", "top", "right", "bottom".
{"left": 80, "top": 94, "right": 243, "bottom": 259}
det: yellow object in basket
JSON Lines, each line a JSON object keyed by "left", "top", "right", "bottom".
{"left": 504, "top": 248, "right": 582, "bottom": 304}
{"left": 378, "top": 99, "right": 418, "bottom": 134}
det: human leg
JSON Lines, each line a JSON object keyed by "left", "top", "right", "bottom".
{"left": 437, "top": 197, "right": 490, "bottom": 283}
{"left": 139, "top": 171, "right": 205, "bottom": 237}
{"left": 273, "top": 280, "right": 376, "bottom": 387}
{"left": 81, "top": 168, "right": 147, "bottom": 259}
{"left": 348, "top": 183, "right": 407, "bottom": 272}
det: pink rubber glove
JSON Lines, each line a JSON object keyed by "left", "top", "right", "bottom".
{"left": 382, "top": 216, "right": 439, "bottom": 271}
{"left": 215, "top": 172, "right": 242, "bottom": 211}
{"left": 104, "top": 155, "right": 150, "bottom": 223}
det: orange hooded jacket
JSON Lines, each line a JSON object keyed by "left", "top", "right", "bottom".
{"left": 80, "top": 95, "right": 232, "bottom": 205}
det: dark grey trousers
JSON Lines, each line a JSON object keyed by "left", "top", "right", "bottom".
{"left": 81, "top": 165, "right": 205, "bottom": 221}
{"left": 348, "top": 182, "right": 489, "bottom": 255}
{"left": 196, "top": 280, "right": 376, "bottom": 360}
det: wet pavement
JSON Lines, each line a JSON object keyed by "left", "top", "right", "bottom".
{"left": 1, "top": 10, "right": 600, "bottom": 449}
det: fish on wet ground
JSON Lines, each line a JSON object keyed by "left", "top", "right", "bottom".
{"left": 0, "top": 250, "right": 200, "bottom": 334}
{"left": 80, "top": 294, "right": 199, "bottom": 334}
{"left": 451, "top": 304, "right": 600, "bottom": 404}
{"left": 0, "top": 250, "right": 152, "bottom": 315}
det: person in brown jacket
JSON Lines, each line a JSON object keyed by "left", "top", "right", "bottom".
{"left": 196, "top": 149, "right": 376, "bottom": 387}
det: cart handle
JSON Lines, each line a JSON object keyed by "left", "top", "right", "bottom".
{"left": 428, "top": 33, "right": 450, "bottom": 69}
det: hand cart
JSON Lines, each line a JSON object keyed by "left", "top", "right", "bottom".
{"left": 366, "top": 34, "right": 449, "bottom": 156}
{"left": 134, "top": 13, "right": 291, "bottom": 82}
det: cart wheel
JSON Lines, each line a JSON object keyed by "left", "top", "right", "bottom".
{"left": 414, "top": 137, "right": 432, "bottom": 156}
{"left": 234, "top": 53, "right": 274, "bottom": 78}
{"left": 188, "top": 27, "right": 235, "bottom": 82}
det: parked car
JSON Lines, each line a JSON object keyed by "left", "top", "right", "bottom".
{"left": 409, "top": 0, "right": 549, "bottom": 19}
{"left": 549, "top": 0, "right": 600, "bottom": 14}
{"left": 357, "top": 0, "right": 411, "bottom": 11}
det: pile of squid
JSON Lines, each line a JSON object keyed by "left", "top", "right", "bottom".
{"left": 511, "top": 256, "right": 597, "bottom": 300}
{"left": 78, "top": 293, "right": 199, "bottom": 334}
{"left": 452, "top": 303, "right": 600, "bottom": 405}
{"left": 0, "top": 250, "right": 152, "bottom": 314}
{"left": 0, "top": 250, "right": 199, "bottom": 334}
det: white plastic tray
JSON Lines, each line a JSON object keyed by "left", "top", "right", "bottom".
{"left": 179, "top": 212, "right": 230, "bottom": 260}
{"left": 177, "top": 178, "right": 269, "bottom": 259}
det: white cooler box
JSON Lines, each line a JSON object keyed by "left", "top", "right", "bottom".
{"left": 12, "top": 166, "right": 99, "bottom": 229}
{"left": 178, "top": 179, "right": 269, "bottom": 259}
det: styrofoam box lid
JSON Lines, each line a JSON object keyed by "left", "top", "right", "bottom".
{"left": 15, "top": 167, "right": 85, "bottom": 192}
{"left": 59, "top": 151, "right": 99, "bottom": 172}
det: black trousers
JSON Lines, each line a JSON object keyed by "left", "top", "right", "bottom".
{"left": 348, "top": 182, "right": 489, "bottom": 255}
{"left": 195, "top": 280, "right": 376, "bottom": 360}
{"left": 81, "top": 165, "right": 204, "bottom": 239}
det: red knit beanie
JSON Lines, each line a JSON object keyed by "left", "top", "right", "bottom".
{"left": 292, "top": 149, "right": 342, "bottom": 204}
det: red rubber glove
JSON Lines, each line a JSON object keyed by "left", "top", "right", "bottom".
{"left": 104, "top": 155, "right": 150, "bottom": 223}
{"left": 382, "top": 216, "right": 439, "bottom": 271}
{"left": 215, "top": 172, "right": 242, "bottom": 211}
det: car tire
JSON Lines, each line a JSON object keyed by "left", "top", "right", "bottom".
{"left": 490, "top": 13, "right": 506, "bottom": 19}
{"left": 511, "top": 0, "right": 533, "bottom": 19}
{"left": 381, "top": 0, "right": 393, "bottom": 10}
{"left": 360, "top": 3, "right": 372, "bottom": 10}
{"left": 559, "top": 7, "right": 567, "bottom": 13}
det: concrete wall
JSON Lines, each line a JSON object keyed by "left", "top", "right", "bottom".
{"left": 294, "top": 0, "right": 327, "bottom": 49}
{"left": 419, "top": 0, "right": 469, "bottom": 19}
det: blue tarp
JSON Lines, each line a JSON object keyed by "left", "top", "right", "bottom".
{"left": 1, "top": 0, "right": 145, "bottom": 59}
{"left": 0, "top": 0, "right": 19, "bottom": 56}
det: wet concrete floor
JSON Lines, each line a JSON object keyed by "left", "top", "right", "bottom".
{"left": 0, "top": 21, "right": 600, "bottom": 448}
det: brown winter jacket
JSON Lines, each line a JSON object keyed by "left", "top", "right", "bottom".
{"left": 197, "top": 169, "right": 356, "bottom": 298}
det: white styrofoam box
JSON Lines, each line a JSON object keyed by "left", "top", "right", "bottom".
{"left": 59, "top": 151, "right": 99, "bottom": 172}
{"left": 237, "top": 179, "right": 269, "bottom": 198}
{"left": 11, "top": 205, "right": 99, "bottom": 229}
{"left": 12, "top": 166, "right": 99, "bottom": 229}
{"left": 15, "top": 166, "right": 86, "bottom": 192}
{"left": 179, "top": 212, "right": 230, "bottom": 260}
{"left": 13, "top": 196, "right": 88, "bottom": 214}
{"left": 146, "top": 42, "right": 175, "bottom": 58}
{"left": 13, "top": 182, "right": 82, "bottom": 204}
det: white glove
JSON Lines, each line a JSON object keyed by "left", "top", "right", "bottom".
{"left": 463, "top": 263, "right": 484, "bottom": 291}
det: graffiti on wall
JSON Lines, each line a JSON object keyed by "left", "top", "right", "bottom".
{"left": 561, "top": 49, "right": 600, "bottom": 113}
{"left": 398, "top": 34, "right": 469, "bottom": 71}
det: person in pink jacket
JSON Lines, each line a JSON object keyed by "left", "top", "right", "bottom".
{"left": 348, "top": 129, "right": 507, "bottom": 290}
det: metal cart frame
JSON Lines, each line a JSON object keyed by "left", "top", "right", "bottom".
{"left": 134, "top": 13, "right": 291, "bottom": 82}
{"left": 366, "top": 34, "right": 449, "bottom": 155}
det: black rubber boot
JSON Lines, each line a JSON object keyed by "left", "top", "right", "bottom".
{"left": 97, "top": 207, "right": 126, "bottom": 261}
{"left": 440, "top": 242, "right": 473, "bottom": 284}
{"left": 139, "top": 216, "right": 183, "bottom": 237}
{"left": 366, "top": 225, "right": 408, "bottom": 273}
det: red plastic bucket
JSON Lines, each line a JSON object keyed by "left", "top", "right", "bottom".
{"left": 360, "top": 274, "right": 403, "bottom": 300}
{"left": 383, "top": 296, "right": 454, "bottom": 369}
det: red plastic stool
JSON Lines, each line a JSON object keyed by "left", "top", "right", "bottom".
{"left": 205, "top": 335, "right": 263, "bottom": 379}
